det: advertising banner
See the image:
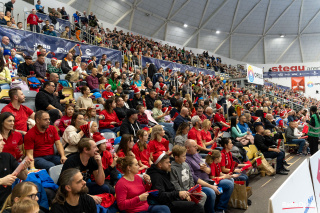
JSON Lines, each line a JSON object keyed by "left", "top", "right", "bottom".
{"left": 291, "top": 77, "right": 305, "bottom": 93}
{"left": 36, "top": 12, "right": 71, "bottom": 37}
{"left": 141, "top": 56, "right": 215, "bottom": 76}
{"left": 247, "top": 64, "right": 263, "bottom": 85}
{"left": 264, "top": 70, "right": 320, "bottom": 78}
{"left": 0, "top": 27, "right": 122, "bottom": 65}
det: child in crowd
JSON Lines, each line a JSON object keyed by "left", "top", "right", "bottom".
{"left": 102, "top": 84, "right": 114, "bottom": 99}
{"left": 11, "top": 199, "right": 39, "bottom": 213}
{"left": 85, "top": 107, "right": 104, "bottom": 129}
{"left": 122, "top": 94, "right": 130, "bottom": 109}
{"left": 161, "top": 91, "right": 172, "bottom": 108}
{"left": 58, "top": 104, "right": 74, "bottom": 135}
{"left": 137, "top": 105, "right": 149, "bottom": 128}
{"left": 89, "top": 121, "right": 99, "bottom": 137}
{"left": 115, "top": 86, "right": 123, "bottom": 97}
{"left": 99, "top": 76, "right": 107, "bottom": 90}
{"left": 132, "top": 129, "right": 152, "bottom": 173}
{"left": 170, "top": 145, "right": 207, "bottom": 207}
{"left": 97, "top": 97, "right": 105, "bottom": 105}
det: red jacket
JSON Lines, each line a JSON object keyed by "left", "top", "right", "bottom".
{"left": 102, "top": 91, "right": 114, "bottom": 99}
{"left": 99, "top": 110, "right": 122, "bottom": 129}
{"left": 27, "top": 14, "right": 43, "bottom": 25}
{"left": 138, "top": 113, "right": 148, "bottom": 124}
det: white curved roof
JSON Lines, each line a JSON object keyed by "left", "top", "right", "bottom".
{"left": 65, "top": 0, "right": 320, "bottom": 64}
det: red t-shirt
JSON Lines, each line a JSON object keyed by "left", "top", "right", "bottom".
{"left": 210, "top": 162, "right": 222, "bottom": 178}
{"left": 148, "top": 138, "right": 169, "bottom": 157}
{"left": 3, "top": 131, "right": 23, "bottom": 160}
{"left": 24, "top": 125, "right": 60, "bottom": 158}
{"left": 132, "top": 143, "right": 150, "bottom": 167}
{"left": 188, "top": 127, "right": 203, "bottom": 147}
{"left": 201, "top": 130, "right": 212, "bottom": 142}
{"left": 102, "top": 91, "right": 114, "bottom": 99}
{"left": 220, "top": 149, "right": 238, "bottom": 173}
{"left": 1, "top": 102, "right": 33, "bottom": 132}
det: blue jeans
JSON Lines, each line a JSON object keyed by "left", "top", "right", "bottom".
{"left": 263, "top": 150, "right": 285, "bottom": 170}
{"left": 288, "top": 139, "right": 306, "bottom": 153}
{"left": 99, "top": 127, "right": 120, "bottom": 137}
{"left": 34, "top": 155, "right": 61, "bottom": 170}
{"left": 87, "top": 182, "right": 110, "bottom": 195}
{"left": 159, "top": 122, "right": 175, "bottom": 138}
{"left": 202, "top": 187, "right": 216, "bottom": 213}
{"left": 138, "top": 205, "right": 171, "bottom": 213}
{"left": 217, "top": 179, "right": 234, "bottom": 211}
{"left": 234, "top": 173, "right": 249, "bottom": 186}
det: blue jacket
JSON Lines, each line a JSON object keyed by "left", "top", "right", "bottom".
{"left": 44, "top": 30, "right": 57, "bottom": 37}
{"left": 173, "top": 114, "right": 189, "bottom": 131}
{"left": 237, "top": 122, "right": 252, "bottom": 134}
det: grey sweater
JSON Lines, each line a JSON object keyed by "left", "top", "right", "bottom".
{"left": 285, "top": 127, "right": 298, "bottom": 142}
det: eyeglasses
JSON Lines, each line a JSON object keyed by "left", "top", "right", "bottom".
{"left": 26, "top": 192, "right": 40, "bottom": 200}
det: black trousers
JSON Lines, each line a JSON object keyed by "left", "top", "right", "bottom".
{"left": 308, "top": 136, "right": 319, "bottom": 155}
{"left": 170, "top": 201, "right": 204, "bottom": 213}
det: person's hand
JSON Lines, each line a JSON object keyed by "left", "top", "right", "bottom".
{"left": 1, "top": 174, "right": 17, "bottom": 186}
{"left": 231, "top": 173, "right": 240, "bottom": 178}
{"left": 94, "top": 152, "right": 102, "bottom": 163}
{"left": 64, "top": 94, "right": 71, "bottom": 97}
{"left": 91, "top": 195, "right": 102, "bottom": 204}
{"left": 143, "top": 174, "right": 151, "bottom": 183}
{"left": 223, "top": 174, "right": 232, "bottom": 179}
{"left": 234, "top": 168, "right": 242, "bottom": 173}
{"left": 139, "top": 192, "right": 149, "bottom": 201}
{"left": 186, "top": 195, "right": 191, "bottom": 201}
{"left": 23, "top": 158, "right": 33, "bottom": 170}
{"left": 211, "top": 185, "right": 220, "bottom": 195}
{"left": 0, "top": 77, "right": 5, "bottom": 80}
{"left": 60, "top": 156, "right": 67, "bottom": 164}
{"left": 111, "top": 154, "right": 118, "bottom": 167}
{"left": 110, "top": 122, "right": 117, "bottom": 125}
{"left": 200, "top": 163, "right": 207, "bottom": 171}
{"left": 53, "top": 92, "right": 58, "bottom": 97}
{"left": 179, "top": 191, "right": 189, "bottom": 200}
{"left": 247, "top": 131, "right": 251, "bottom": 135}
{"left": 273, "top": 148, "right": 281, "bottom": 153}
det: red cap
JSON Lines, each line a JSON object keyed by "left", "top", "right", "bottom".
{"left": 72, "top": 66, "right": 79, "bottom": 71}
{"left": 153, "top": 151, "right": 166, "bottom": 164}
{"left": 134, "top": 87, "right": 140, "bottom": 94}
{"left": 280, "top": 111, "right": 286, "bottom": 117}
{"left": 159, "top": 90, "right": 166, "bottom": 96}
{"left": 51, "top": 57, "right": 57, "bottom": 61}
{"left": 160, "top": 83, "right": 165, "bottom": 89}
{"left": 229, "top": 99, "right": 236, "bottom": 103}
{"left": 216, "top": 103, "right": 222, "bottom": 110}
{"left": 252, "top": 116, "right": 260, "bottom": 122}
{"left": 93, "top": 132, "right": 107, "bottom": 146}
{"left": 105, "top": 83, "right": 111, "bottom": 89}
{"left": 162, "top": 107, "right": 167, "bottom": 113}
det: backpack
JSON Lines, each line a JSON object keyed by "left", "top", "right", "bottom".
{"left": 58, "top": 79, "right": 71, "bottom": 87}
{"left": 65, "top": 70, "right": 79, "bottom": 83}
{"left": 27, "top": 77, "right": 41, "bottom": 89}
{"left": 10, "top": 80, "right": 29, "bottom": 90}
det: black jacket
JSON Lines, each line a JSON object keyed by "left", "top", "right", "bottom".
{"left": 146, "top": 164, "right": 180, "bottom": 207}
{"left": 129, "top": 97, "right": 143, "bottom": 110}
{"left": 264, "top": 135, "right": 277, "bottom": 147}
{"left": 145, "top": 95, "right": 155, "bottom": 110}
{"left": 119, "top": 118, "right": 141, "bottom": 141}
{"left": 35, "top": 88, "right": 64, "bottom": 112}
{"left": 61, "top": 59, "right": 76, "bottom": 74}
{"left": 114, "top": 107, "right": 127, "bottom": 121}
{"left": 17, "top": 62, "right": 34, "bottom": 77}
{"left": 254, "top": 134, "right": 268, "bottom": 152}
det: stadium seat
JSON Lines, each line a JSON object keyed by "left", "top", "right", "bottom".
{"left": 95, "top": 104, "right": 104, "bottom": 110}
{"left": 0, "top": 89, "right": 9, "bottom": 99}
{"left": 102, "top": 132, "right": 116, "bottom": 140}
{"left": 48, "top": 164, "right": 63, "bottom": 184}
{"left": 0, "top": 103, "right": 7, "bottom": 111}
{"left": 24, "top": 102, "right": 36, "bottom": 111}
{"left": 60, "top": 74, "right": 67, "bottom": 80}
{"left": 74, "top": 92, "right": 82, "bottom": 101}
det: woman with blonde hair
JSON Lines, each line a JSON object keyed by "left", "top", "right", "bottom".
{"left": 148, "top": 125, "right": 171, "bottom": 162}
{"left": 11, "top": 200, "right": 39, "bottom": 213}
{"left": 1, "top": 182, "right": 45, "bottom": 213}
{"left": 201, "top": 119, "right": 218, "bottom": 150}
{"left": 75, "top": 56, "right": 81, "bottom": 67}
{"left": 152, "top": 100, "right": 175, "bottom": 138}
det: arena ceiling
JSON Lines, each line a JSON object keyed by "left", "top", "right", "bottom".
{"left": 62, "top": 0, "right": 320, "bottom": 64}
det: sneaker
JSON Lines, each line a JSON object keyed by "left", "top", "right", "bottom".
{"left": 282, "top": 167, "right": 290, "bottom": 172}
{"left": 283, "top": 161, "right": 289, "bottom": 166}
{"left": 296, "top": 152, "right": 302, "bottom": 156}
{"left": 276, "top": 169, "right": 288, "bottom": 175}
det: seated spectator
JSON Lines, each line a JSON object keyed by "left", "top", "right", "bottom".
{"left": 61, "top": 138, "right": 110, "bottom": 196}
{"left": 161, "top": 91, "right": 171, "bottom": 108}
{"left": 204, "top": 107, "right": 214, "bottom": 120}
{"left": 99, "top": 97, "right": 122, "bottom": 135}
{"left": 102, "top": 84, "right": 114, "bottom": 99}
{"left": 188, "top": 116, "right": 211, "bottom": 153}
{"left": 147, "top": 153, "right": 204, "bottom": 213}
{"left": 132, "top": 129, "right": 152, "bottom": 172}
{"left": 285, "top": 121, "right": 306, "bottom": 155}
{"left": 201, "top": 119, "right": 217, "bottom": 149}
{"left": 11, "top": 199, "right": 39, "bottom": 213}
{"left": 0, "top": 12, "right": 7, "bottom": 25}
{"left": 41, "top": 20, "right": 50, "bottom": 33}
{"left": 254, "top": 125, "right": 289, "bottom": 175}
{"left": 3, "top": 49, "right": 15, "bottom": 79}
{"left": 61, "top": 53, "right": 76, "bottom": 74}
{"left": 58, "top": 104, "right": 74, "bottom": 136}
{"left": 75, "top": 86, "right": 94, "bottom": 114}
{"left": 35, "top": 0, "right": 45, "bottom": 13}
{"left": 136, "top": 105, "right": 148, "bottom": 127}
{"left": 25, "top": 110, "right": 67, "bottom": 170}
{"left": 27, "top": 9, "right": 43, "bottom": 33}
{"left": 148, "top": 125, "right": 170, "bottom": 160}
{"left": 44, "top": 25, "right": 57, "bottom": 37}
{"left": 213, "top": 104, "right": 230, "bottom": 132}
{"left": 195, "top": 106, "right": 207, "bottom": 121}
{"left": 174, "top": 122, "right": 189, "bottom": 146}
{"left": 60, "top": 26, "right": 71, "bottom": 39}
{"left": 17, "top": 21, "right": 23, "bottom": 30}
{"left": 33, "top": 54, "right": 47, "bottom": 80}
{"left": 1, "top": 36, "right": 14, "bottom": 52}
{"left": 0, "top": 51, "right": 12, "bottom": 88}
{"left": 35, "top": 81, "right": 64, "bottom": 124}
{"left": 116, "top": 134, "right": 135, "bottom": 159}
{"left": 145, "top": 90, "right": 156, "bottom": 110}
{"left": 47, "top": 57, "right": 62, "bottom": 74}
{"left": 173, "top": 107, "right": 189, "bottom": 131}
{"left": 0, "top": 112, "right": 23, "bottom": 161}
{"left": 170, "top": 145, "right": 207, "bottom": 208}
{"left": 1, "top": 182, "right": 44, "bottom": 213}
{"left": 86, "top": 68, "right": 99, "bottom": 93}
{"left": 51, "top": 168, "right": 97, "bottom": 212}
{"left": 49, "top": 73, "right": 72, "bottom": 106}
{"left": 219, "top": 138, "right": 249, "bottom": 185}
{"left": 152, "top": 100, "right": 175, "bottom": 138}
{"left": 120, "top": 109, "right": 141, "bottom": 141}
{"left": 231, "top": 116, "right": 254, "bottom": 146}
{"left": 111, "top": 61, "right": 121, "bottom": 76}
{"left": 109, "top": 72, "right": 120, "bottom": 92}
{"left": 4, "top": 11, "right": 11, "bottom": 22}
{"left": 115, "top": 156, "right": 170, "bottom": 213}
{"left": 1, "top": 88, "right": 35, "bottom": 135}
{"left": 114, "top": 96, "right": 127, "bottom": 121}
{"left": 0, "top": 133, "right": 29, "bottom": 208}
{"left": 185, "top": 139, "right": 234, "bottom": 213}
{"left": 238, "top": 114, "right": 254, "bottom": 134}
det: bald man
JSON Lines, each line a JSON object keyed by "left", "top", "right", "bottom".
{"left": 1, "top": 36, "right": 25, "bottom": 56}
{"left": 173, "top": 107, "right": 190, "bottom": 131}
{"left": 49, "top": 73, "right": 72, "bottom": 104}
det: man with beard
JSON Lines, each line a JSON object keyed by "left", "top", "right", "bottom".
{"left": 50, "top": 168, "right": 97, "bottom": 212}
{"left": 24, "top": 111, "right": 67, "bottom": 170}
{"left": 1, "top": 88, "right": 35, "bottom": 135}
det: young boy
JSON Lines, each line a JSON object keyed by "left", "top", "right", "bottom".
{"left": 42, "top": 20, "right": 50, "bottom": 33}
{"left": 102, "top": 84, "right": 114, "bottom": 99}
{"left": 170, "top": 145, "right": 207, "bottom": 207}
{"left": 115, "top": 86, "right": 123, "bottom": 97}
{"left": 137, "top": 104, "right": 149, "bottom": 128}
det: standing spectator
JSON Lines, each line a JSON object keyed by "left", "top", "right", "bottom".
{"left": 27, "top": 9, "right": 43, "bottom": 33}
{"left": 86, "top": 68, "right": 100, "bottom": 93}
{"left": 1, "top": 88, "right": 35, "bottom": 135}
{"left": 4, "top": 0, "right": 15, "bottom": 15}
{"left": 0, "top": 12, "right": 6, "bottom": 25}
{"left": 308, "top": 106, "right": 320, "bottom": 155}
{"left": 61, "top": 138, "right": 110, "bottom": 196}
{"left": 44, "top": 25, "right": 57, "bottom": 37}
{"left": 0, "top": 112, "right": 23, "bottom": 161}
{"left": 60, "top": 26, "right": 71, "bottom": 39}
{"left": 35, "top": 81, "right": 64, "bottom": 124}
{"left": 35, "top": 0, "right": 45, "bottom": 13}
{"left": 61, "top": 53, "right": 76, "bottom": 74}
{"left": 51, "top": 168, "right": 97, "bottom": 212}
{"left": 25, "top": 110, "right": 67, "bottom": 170}
{"left": 60, "top": 7, "right": 68, "bottom": 20}
{"left": 33, "top": 54, "right": 47, "bottom": 79}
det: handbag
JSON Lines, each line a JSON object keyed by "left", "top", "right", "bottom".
{"left": 11, "top": 79, "right": 29, "bottom": 90}
{"left": 258, "top": 157, "right": 276, "bottom": 176}
{"left": 228, "top": 181, "right": 252, "bottom": 210}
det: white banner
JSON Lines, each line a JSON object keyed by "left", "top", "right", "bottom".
{"left": 247, "top": 64, "right": 264, "bottom": 85}
{"left": 268, "top": 159, "right": 318, "bottom": 213}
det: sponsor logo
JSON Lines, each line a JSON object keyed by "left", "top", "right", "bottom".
{"left": 34, "top": 43, "right": 51, "bottom": 50}
{"left": 85, "top": 49, "right": 92, "bottom": 56}
{"left": 271, "top": 65, "right": 320, "bottom": 71}
{"left": 11, "top": 34, "right": 21, "bottom": 44}
{"left": 281, "top": 196, "right": 315, "bottom": 211}
{"left": 307, "top": 81, "right": 314, "bottom": 88}
{"left": 248, "top": 65, "right": 254, "bottom": 82}
{"left": 56, "top": 47, "right": 67, "bottom": 53}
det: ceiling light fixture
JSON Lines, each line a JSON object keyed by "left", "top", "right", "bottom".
{"left": 216, "top": 30, "right": 220, "bottom": 34}
{"left": 184, "top": 24, "right": 188, "bottom": 28}
{"left": 280, "top": 35, "right": 285, "bottom": 38}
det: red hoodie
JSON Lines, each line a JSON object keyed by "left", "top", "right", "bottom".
{"left": 27, "top": 14, "right": 43, "bottom": 25}
{"left": 99, "top": 110, "right": 122, "bottom": 129}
